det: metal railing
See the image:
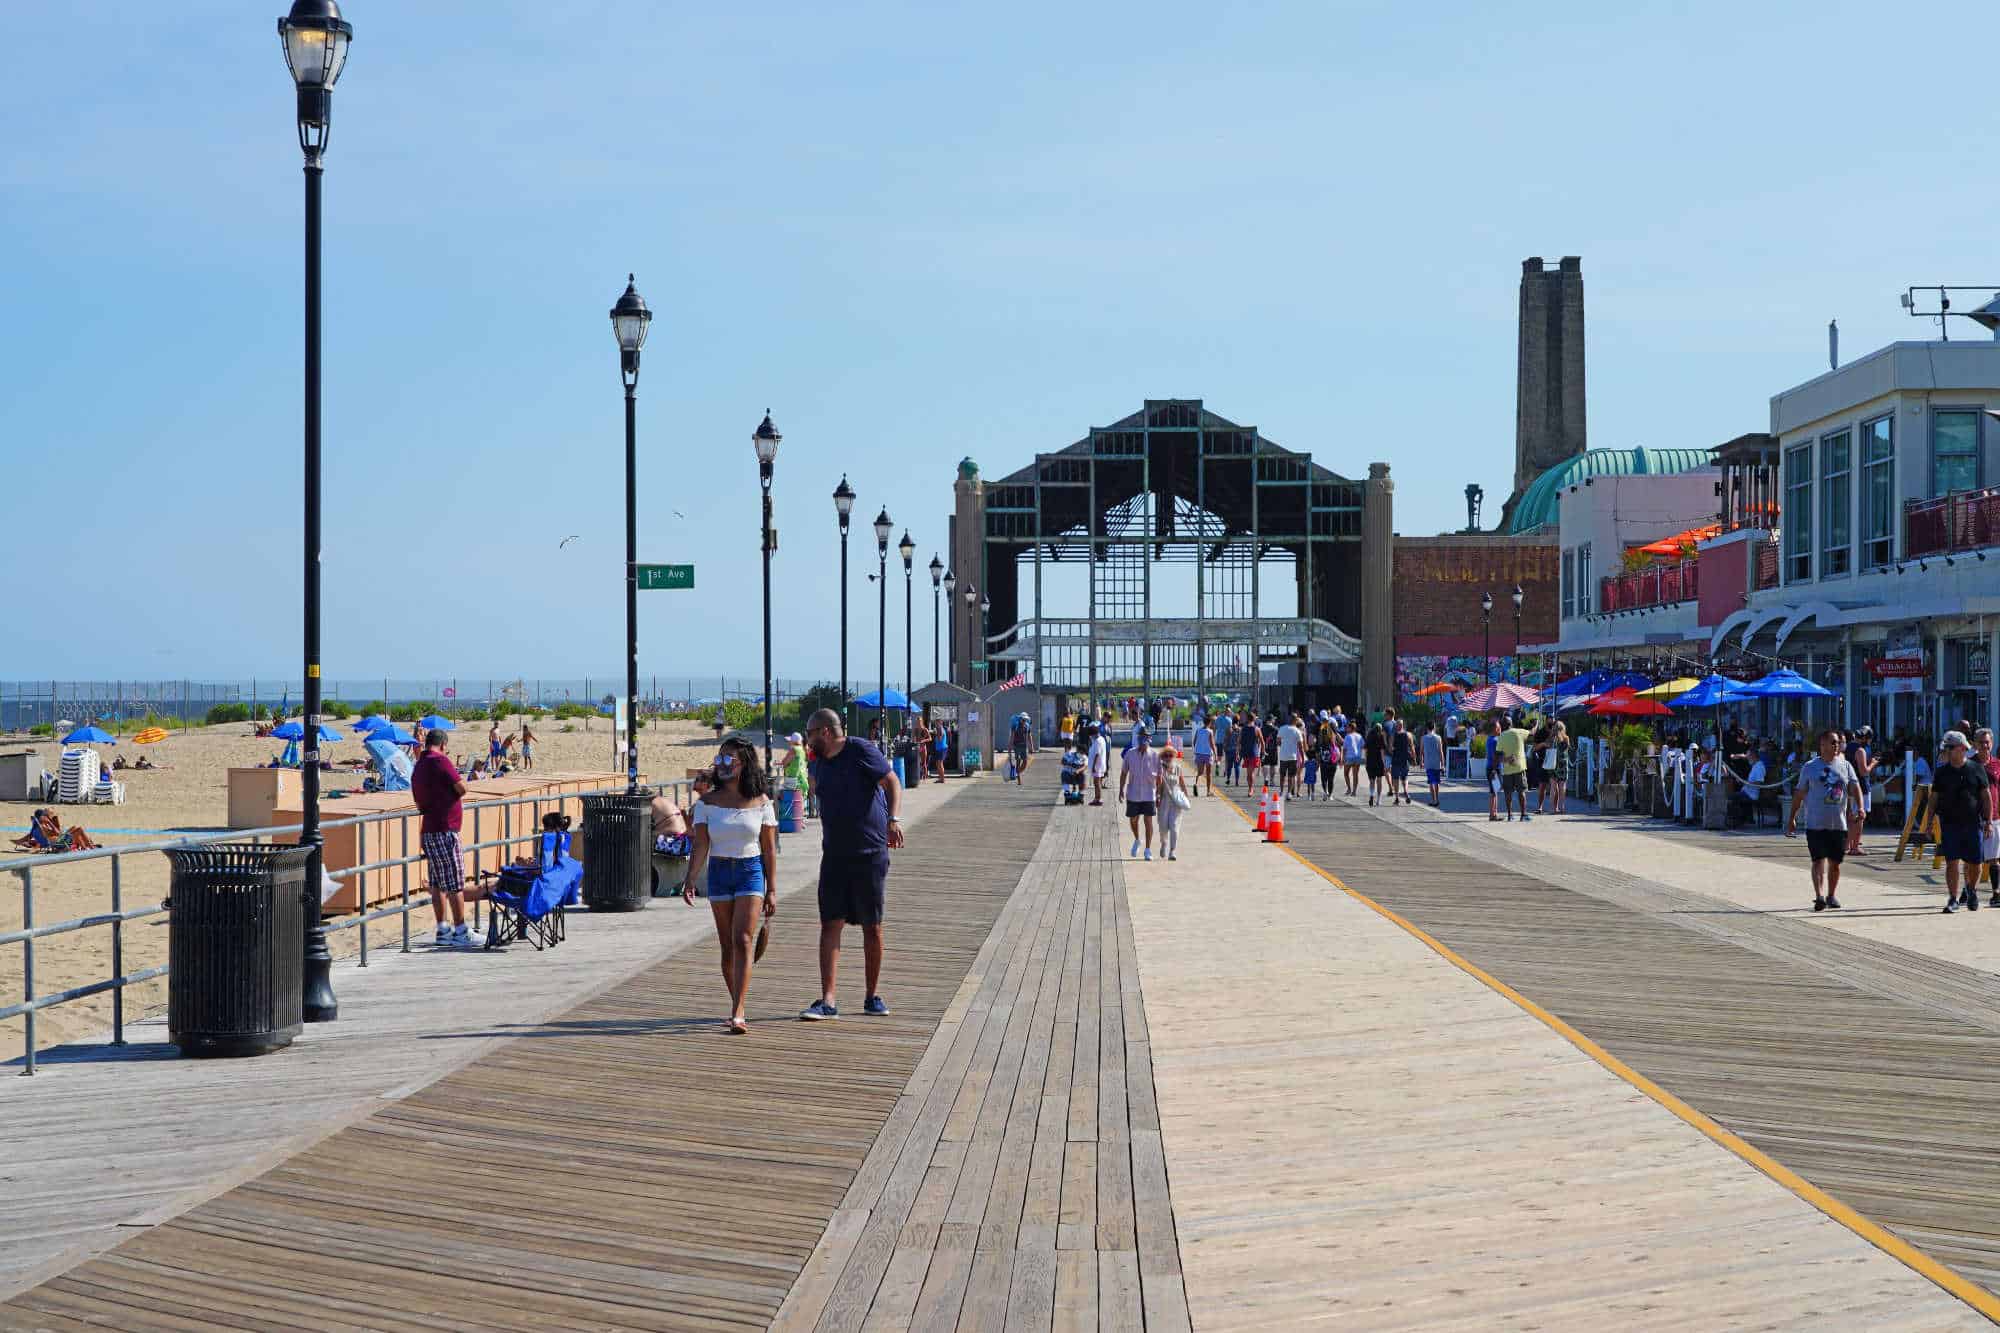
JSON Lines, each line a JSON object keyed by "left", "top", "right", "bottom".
{"left": 1598, "top": 559, "right": 1699, "bottom": 613}
{"left": 1904, "top": 485, "right": 2000, "bottom": 561}
{"left": 3, "top": 781, "right": 687, "bottom": 1074}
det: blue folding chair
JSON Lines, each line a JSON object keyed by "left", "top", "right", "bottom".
{"left": 485, "top": 831, "right": 580, "bottom": 951}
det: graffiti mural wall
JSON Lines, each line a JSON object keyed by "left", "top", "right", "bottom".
{"left": 1395, "top": 654, "right": 1545, "bottom": 704}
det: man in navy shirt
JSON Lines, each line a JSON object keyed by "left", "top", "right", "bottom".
{"left": 800, "top": 709, "right": 904, "bottom": 1020}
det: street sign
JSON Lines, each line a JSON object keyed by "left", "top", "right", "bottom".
{"left": 970, "top": 659, "right": 986, "bottom": 669}
{"left": 638, "top": 564, "right": 694, "bottom": 590}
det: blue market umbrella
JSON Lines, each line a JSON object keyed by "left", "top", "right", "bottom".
{"left": 63, "top": 725, "right": 115, "bottom": 744}
{"left": 851, "top": 688, "right": 915, "bottom": 711}
{"left": 1722, "top": 669, "right": 1836, "bottom": 702}
{"left": 418, "top": 714, "right": 456, "bottom": 732}
{"left": 1671, "top": 674, "right": 1747, "bottom": 709}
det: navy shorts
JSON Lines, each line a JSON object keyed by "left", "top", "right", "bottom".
{"left": 819, "top": 850, "right": 889, "bottom": 925}
{"left": 1940, "top": 822, "right": 1984, "bottom": 865}
{"left": 1390, "top": 757, "right": 1410, "bottom": 780}
{"left": 707, "top": 855, "right": 766, "bottom": 901}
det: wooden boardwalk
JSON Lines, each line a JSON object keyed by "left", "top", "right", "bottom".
{"left": 0, "top": 773, "right": 1070, "bottom": 1332}
{"left": 1273, "top": 790, "right": 2000, "bottom": 1315}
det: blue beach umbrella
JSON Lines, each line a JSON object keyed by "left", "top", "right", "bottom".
{"left": 354, "top": 714, "right": 392, "bottom": 732}
{"left": 851, "top": 688, "right": 915, "bottom": 711}
{"left": 418, "top": 714, "right": 455, "bottom": 732}
{"left": 63, "top": 725, "right": 115, "bottom": 744}
{"left": 271, "top": 721, "right": 343, "bottom": 743}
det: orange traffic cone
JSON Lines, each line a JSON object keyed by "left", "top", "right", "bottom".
{"left": 1253, "top": 786, "right": 1270, "bottom": 832}
{"left": 1265, "top": 790, "right": 1286, "bottom": 843}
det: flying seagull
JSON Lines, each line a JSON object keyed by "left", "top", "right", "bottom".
{"left": 558, "top": 534, "right": 581, "bottom": 549}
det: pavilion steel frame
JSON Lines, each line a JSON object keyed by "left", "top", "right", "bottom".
{"left": 977, "top": 400, "right": 1364, "bottom": 704}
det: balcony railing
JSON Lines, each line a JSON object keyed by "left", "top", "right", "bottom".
{"left": 1905, "top": 485, "right": 2000, "bottom": 561}
{"left": 1598, "top": 559, "right": 1699, "bottom": 613}
{"left": 1754, "top": 538, "right": 1779, "bottom": 590}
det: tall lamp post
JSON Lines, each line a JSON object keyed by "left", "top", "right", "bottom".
{"left": 943, "top": 569, "right": 958, "bottom": 685}
{"left": 1510, "top": 584, "right": 1524, "bottom": 684}
{"left": 963, "top": 586, "right": 979, "bottom": 687}
{"left": 279, "top": 0, "right": 353, "bottom": 1025}
{"left": 609, "top": 276, "right": 652, "bottom": 793}
{"left": 755, "top": 413, "right": 783, "bottom": 776}
{"left": 833, "top": 477, "right": 855, "bottom": 727}
{"left": 1481, "top": 591, "right": 1494, "bottom": 684}
{"left": 979, "top": 593, "right": 992, "bottom": 686}
{"left": 874, "top": 509, "right": 892, "bottom": 735}
{"left": 899, "top": 531, "right": 915, "bottom": 699}
{"left": 929, "top": 555, "right": 944, "bottom": 683}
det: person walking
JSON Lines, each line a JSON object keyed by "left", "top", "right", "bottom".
{"left": 1276, "top": 712, "right": 1304, "bottom": 798}
{"left": 517, "top": 721, "right": 536, "bottom": 771}
{"left": 1421, "top": 721, "right": 1444, "bottom": 807}
{"left": 1495, "top": 716, "right": 1530, "bottom": 821}
{"left": 1240, "top": 715, "right": 1264, "bottom": 792}
{"left": 1214, "top": 710, "right": 1235, "bottom": 786}
{"left": 1786, "top": 728, "right": 1860, "bottom": 912}
{"left": 487, "top": 720, "right": 506, "bottom": 774}
{"left": 1120, "top": 728, "right": 1163, "bottom": 860}
{"left": 1843, "top": 726, "right": 1876, "bottom": 854}
{"left": 1156, "top": 740, "right": 1190, "bottom": 860}
{"left": 1190, "top": 716, "right": 1215, "bottom": 796}
{"left": 800, "top": 709, "right": 904, "bottom": 1021}
{"left": 682, "top": 739, "right": 777, "bottom": 1033}
{"left": 1342, "top": 720, "right": 1364, "bottom": 795}
{"left": 1549, "top": 721, "right": 1571, "bottom": 813}
{"left": 1389, "top": 717, "right": 1415, "bottom": 805}
{"left": 1484, "top": 717, "right": 1504, "bottom": 821}
{"left": 1363, "top": 722, "right": 1387, "bottom": 806}
{"left": 411, "top": 729, "right": 481, "bottom": 948}
{"left": 1009, "top": 712, "right": 1032, "bottom": 783}
{"left": 1087, "top": 722, "right": 1110, "bottom": 806}
{"left": 1976, "top": 728, "right": 2000, "bottom": 906}
{"left": 1931, "top": 730, "right": 1994, "bottom": 914}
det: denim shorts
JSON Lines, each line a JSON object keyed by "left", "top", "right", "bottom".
{"left": 707, "top": 855, "right": 766, "bottom": 901}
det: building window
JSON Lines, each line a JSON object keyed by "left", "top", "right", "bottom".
{"left": 1784, "top": 442, "right": 1813, "bottom": 581}
{"left": 1862, "top": 414, "right": 1893, "bottom": 569}
{"left": 1561, "top": 548, "right": 1575, "bottom": 619}
{"left": 1933, "top": 409, "right": 1982, "bottom": 497}
{"left": 1820, "top": 428, "right": 1851, "bottom": 576}
{"left": 1577, "top": 542, "right": 1592, "bottom": 614}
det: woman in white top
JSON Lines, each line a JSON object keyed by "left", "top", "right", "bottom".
{"left": 683, "top": 739, "right": 777, "bottom": 1034}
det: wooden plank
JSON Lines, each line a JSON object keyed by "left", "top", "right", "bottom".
{"left": 1097, "top": 1251, "right": 1144, "bottom": 1333}
{"left": 1051, "top": 1250, "right": 1097, "bottom": 1333}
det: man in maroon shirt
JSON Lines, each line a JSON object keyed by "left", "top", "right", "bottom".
{"left": 412, "top": 729, "right": 479, "bottom": 947}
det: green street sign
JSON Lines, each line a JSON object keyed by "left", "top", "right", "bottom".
{"left": 638, "top": 564, "right": 694, "bottom": 590}
{"left": 970, "top": 659, "right": 987, "bottom": 668}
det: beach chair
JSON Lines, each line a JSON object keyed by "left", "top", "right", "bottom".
{"left": 484, "top": 831, "right": 579, "bottom": 952}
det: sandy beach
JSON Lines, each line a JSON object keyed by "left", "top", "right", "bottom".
{"left": 0, "top": 714, "right": 731, "bottom": 1055}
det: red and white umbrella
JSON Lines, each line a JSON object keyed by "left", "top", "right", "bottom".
{"left": 1458, "top": 682, "right": 1540, "bottom": 712}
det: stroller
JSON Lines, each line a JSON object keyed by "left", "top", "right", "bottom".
{"left": 1060, "top": 750, "right": 1087, "bottom": 805}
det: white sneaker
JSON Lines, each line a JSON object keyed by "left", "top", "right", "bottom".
{"left": 434, "top": 924, "right": 452, "bottom": 946}
{"left": 450, "top": 924, "right": 483, "bottom": 948}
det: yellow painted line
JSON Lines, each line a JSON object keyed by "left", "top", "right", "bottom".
{"left": 1216, "top": 788, "right": 2000, "bottom": 1325}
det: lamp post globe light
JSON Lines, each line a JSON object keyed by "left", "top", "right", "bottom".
{"left": 833, "top": 477, "right": 855, "bottom": 727}
{"left": 874, "top": 508, "right": 892, "bottom": 738}
{"left": 929, "top": 555, "right": 944, "bottom": 684}
{"left": 279, "top": 0, "right": 354, "bottom": 1026}
{"left": 1480, "top": 590, "right": 1494, "bottom": 685}
{"left": 899, "top": 531, "right": 915, "bottom": 706}
{"left": 754, "top": 412, "right": 783, "bottom": 775}
{"left": 942, "top": 569, "right": 958, "bottom": 685}
{"left": 1510, "top": 584, "right": 1524, "bottom": 682}
{"left": 609, "top": 275, "right": 652, "bottom": 794}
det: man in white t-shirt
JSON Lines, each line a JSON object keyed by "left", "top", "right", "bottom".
{"left": 1087, "top": 725, "right": 1110, "bottom": 807}
{"left": 1277, "top": 715, "right": 1305, "bottom": 797}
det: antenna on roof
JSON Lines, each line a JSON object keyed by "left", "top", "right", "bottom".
{"left": 1900, "top": 284, "right": 2000, "bottom": 341}
{"left": 1828, "top": 319, "right": 1838, "bottom": 370}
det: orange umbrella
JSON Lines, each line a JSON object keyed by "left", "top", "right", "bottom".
{"left": 1633, "top": 523, "right": 1722, "bottom": 557}
{"left": 1588, "top": 688, "right": 1672, "bottom": 717}
{"left": 132, "top": 727, "right": 170, "bottom": 744}
{"left": 1412, "top": 681, "right": 1462, "bottom": 697}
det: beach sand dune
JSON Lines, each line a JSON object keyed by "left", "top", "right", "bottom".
{"left": 1, "top": 715, "right": 727, "bottom": 1057}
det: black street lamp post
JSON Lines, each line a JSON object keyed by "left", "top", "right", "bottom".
{"left": 755, "top": 414, "right": 783, "bottom": 776}
{"left": 899, "top": 531, "right": 915, "bottom": 701}
{"left": 833, "top": 477, "right": 855, "bottom": 727}
{"left": 609, "top": 276, "right": 652, "bottom": 793}
{"left": 963, "top": 586, "right": 979, "bottom": 687}
{"left": 979, "top": 593, "right": 992, "bottom": 686}
{"left": 874, "top": 509, "right": 892, "bottom": 736}
{"left": 929, "top": 555, "right": 944, "bottom": 684}
{"left": 1510, "top": 584, "right": 1524, "bottom": 680}
{"left": 943, "top": 569, "right": 957, "bottom": 685}
{"left": 1481, "top": 590, "right": 1494, "bottom": 684}
{"left": 279, "top": 0, "right": 353, "bottom": 1025}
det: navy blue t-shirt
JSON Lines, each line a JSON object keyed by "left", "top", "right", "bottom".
{"left": 810, "top": 737, "right": 893, "bottom": 855}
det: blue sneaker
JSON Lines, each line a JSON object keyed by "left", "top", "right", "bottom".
{"left": 864, "top": 995, "right": 890, "bottom": 1016}
{"left": 800, "top": 1000, "right": 839, "bottom": 1021}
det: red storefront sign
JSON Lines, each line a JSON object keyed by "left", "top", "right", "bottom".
{"left": 1865, "top": 656, "right": 1928, "bottom": 679}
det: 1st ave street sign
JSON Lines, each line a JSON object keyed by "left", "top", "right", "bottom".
{"left": 637, "top": 564, "right": 694, "bottom": 590}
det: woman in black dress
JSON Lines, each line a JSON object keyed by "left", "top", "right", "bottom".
{"left": 1364, "top": 723, "right": 1388, "bottom": 806}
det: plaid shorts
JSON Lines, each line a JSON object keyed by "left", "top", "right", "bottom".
{"left": 422, "top": 830, "right": 465, "bottom": 894}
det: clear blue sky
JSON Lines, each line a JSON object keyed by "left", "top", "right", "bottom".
{"left": 6, "top": 2, "right": 1995, "bottom": 684}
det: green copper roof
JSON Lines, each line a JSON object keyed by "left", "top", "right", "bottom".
{"left": 1508, "top": 446, "right": 1715, "bottom": 534}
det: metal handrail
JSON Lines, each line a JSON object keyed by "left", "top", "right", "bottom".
{"left": 5, "top": 780, "right": 687, "bottom": 1074}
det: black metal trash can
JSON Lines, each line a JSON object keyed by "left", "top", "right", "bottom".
{"left": 582, "top": 792, "right": 652, "bottom": 912}
{"left": 164, "top": 843, "right": 310, "bottom": 1058}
